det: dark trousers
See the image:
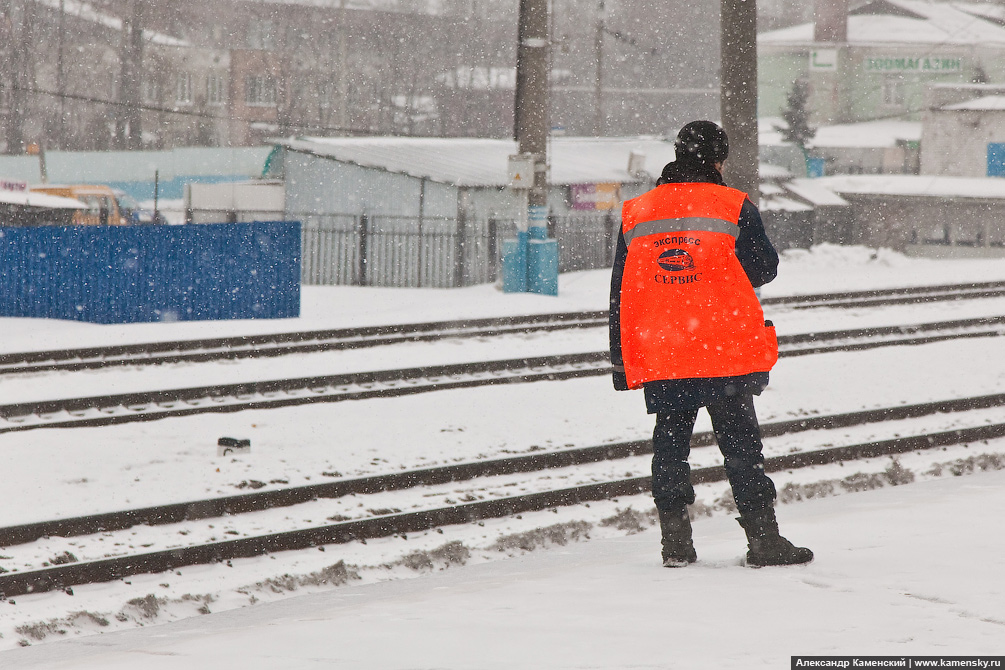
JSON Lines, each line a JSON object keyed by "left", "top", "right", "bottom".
{"left": 651, "top": 393, "right": 776, "bottom": 516}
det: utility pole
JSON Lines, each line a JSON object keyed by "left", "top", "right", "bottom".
{"left": 719, "top": 0, "right": 759, "bottom": 205}
{"left": 514, "top": 0, "right": 549, "bottom": 191}
{"left": 116, "top": 0, "right": 144, "bottom": 150}
{"left": 504, "top": 0, "right": 557, "bottom": 295}
{"left": 4, "top": 0, "right": 35, "bottom": 154}
{"left": 56, "top": 0, "right": 65, "bottom": 149}
{"left": 594, "top": 1, "right": 604, "bottom": 136}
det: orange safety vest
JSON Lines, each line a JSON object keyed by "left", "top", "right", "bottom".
{"left": 617, "top": 182, "right": 777, "bottom": 389}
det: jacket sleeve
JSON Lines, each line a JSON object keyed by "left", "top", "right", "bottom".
{"left": 609, "top": 228, "right": 629, "bottom": 391}
{"left": 735, "top": 198, "right": 779, "bottom": 289}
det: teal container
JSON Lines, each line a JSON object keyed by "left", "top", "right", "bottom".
{"left": 528, "top": 238, "right": 558, "bottom": 296}
{"left": 501, "top": 231, "right": 529, "bottom": 293}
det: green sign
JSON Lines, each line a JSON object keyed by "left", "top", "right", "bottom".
{"left": 864, "top": 56, "right": 962, "bottom": 73}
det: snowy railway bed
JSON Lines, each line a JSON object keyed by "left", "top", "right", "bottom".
{"left": 3, "top": 314, "right": 1004, "bottom": 433}
{"left": 3, "top": 254, "right": 1005, "bottom": 655}
{"left": 3, "top": 280, "right": 1005, "bottom": 376}
{"left": 2, "top": 392, "right": 1005, "bottom": 598}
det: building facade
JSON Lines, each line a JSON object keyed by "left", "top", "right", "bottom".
{"left": 758, "top": 0, "right": 1005, "bottom": 126}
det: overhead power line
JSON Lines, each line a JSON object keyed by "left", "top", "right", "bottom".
{"left": 9, "top": 82, "right": 379, "bottom": 137}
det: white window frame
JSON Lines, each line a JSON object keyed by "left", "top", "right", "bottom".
{"left": 207, "top": 73, "right": 226, "bottom": 106}
{"left": 176, "top": 72, "right": 193, "bottom": 105}
{"left": 881, "top": 76, "right": 904, "bottom": 107}
{"left": 142, "top": 78, "right": 160, "bottom": 104}
{"left": 245, "top": 75, "right": 276, "bottom": 107}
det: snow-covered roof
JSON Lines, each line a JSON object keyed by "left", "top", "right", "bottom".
{"left": 761, "top": 163, "right": 794, "bottom": 180}
{"left": 759, "top": 0, "right": 1005, "bottom": 45}
{"left": 796, "top": 174, "right": 1005, "bottom": 199}
{"left": 0, "top": 189, "right": 84, "bottom": 210}
{"left": 33, "top": 0, "right": 189, "bottom": 47}
{"left": 812, "top": 120, "right": 921, "bottom": 149}
{"left": 942, "top": 94, "right": 1005, "bottom": 110}
{"left": 761, "top": 194, "right": 815, "bottom": 212}
{"left": 279, "top": 136, "right": 681, "bottom": 186}
{"left": 762, "top": 118, "right": 921, "bottom": 149}
{"left": 939, "top": 1, "right": 1005, "bottom": 26}
{"left": 231, "top": 0, "right": 436, "bottom": 11}
{"left": 784, "top": 180, "right": 851, "bottom": 207}
{"left": 437, "top": 67, "right": 517, "bottom": 91}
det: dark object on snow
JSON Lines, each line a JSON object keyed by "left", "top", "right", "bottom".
{"left": 737, "top": 507, "right": 814, "bottom": 567}
{"left": 658, "top": 506, "right": 697, "bottom": 568}
{"left": 217, "top": 437, "right": 251, "bottom": 457}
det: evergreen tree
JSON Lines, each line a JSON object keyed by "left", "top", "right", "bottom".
{"left": 779, "top": 78, "right": 816, "bottom": 154}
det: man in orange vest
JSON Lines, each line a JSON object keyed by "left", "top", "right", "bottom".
{"left": 609, "top": 120, "right": 812, "bottom": 567}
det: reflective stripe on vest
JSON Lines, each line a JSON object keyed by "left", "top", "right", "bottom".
{"left": 622, "top": 217, "right": 739, "bottom": 246}
{"left": 617, "top": 182, "right": 777, "bottom": 388}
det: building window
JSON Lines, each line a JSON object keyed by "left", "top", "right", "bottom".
{"left": 247, "top": 20, "right": 275, "bottom": 50}
{"left": 207, "top": 74, "right": 226, "bottom": 105}
{"left": 318, "top": 84, "right": 332, "bottom": 109}
{"left": 176, "top": 72, "right": 193, "bottom": 104}
{"left": 882, "top": 77, "right": 904, "bottom": 106}
{"left": 245, "top": 75, "right": 276, "bottom": 106}
{"left": 142, "top": 78, "right": 160, "bottom": 104}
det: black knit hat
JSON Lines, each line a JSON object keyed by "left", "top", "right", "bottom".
{"left": 674, "top": 120, "right": 729, "bottom": 165}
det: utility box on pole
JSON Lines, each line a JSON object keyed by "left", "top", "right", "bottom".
{"left": 502, "top": 154, "right": 533, "bottom": 292}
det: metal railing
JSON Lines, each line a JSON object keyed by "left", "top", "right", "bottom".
{"left": 298, "top": 212, "right": 617, "bottom": 288}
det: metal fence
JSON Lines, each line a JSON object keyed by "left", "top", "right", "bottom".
{"left": 298, "top": 212, "right": 617, "bottom": 288}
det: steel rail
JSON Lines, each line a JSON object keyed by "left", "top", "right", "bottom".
{"left": 759, "top": 280, "right": 1005, "bottom": 309}
{"left": 3, "top": 281, "right": 1005, "bottom": 375}
{"left": 2, "top": 419, "right": 1004, "bottom": 599}
{"left": 1, "top": 315, "right": 1003, "bottom": 434}
{"left": 0, "top": 312, "right": 607, "bottom": 375}
{"left": 2, "top": 391, "right": 1004, "bottom": 549}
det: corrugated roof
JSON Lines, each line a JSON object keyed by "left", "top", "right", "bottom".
{"left": 280, "top": 136, "right": 680, "bottom": 186}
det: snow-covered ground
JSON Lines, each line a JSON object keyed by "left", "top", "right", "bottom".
{"left": 6, "top": 469, "right": 1005, "bottom": 669}
{"left": 1, "top": 245, "right": 1005, "bottom": 663}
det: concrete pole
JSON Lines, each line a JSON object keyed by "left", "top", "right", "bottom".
{"left": 720, "top": 0, "right": 759, "bottom": 205}
{"left": 508, "top": 0, "right": 557, "bottom": 294}
{"left": 594, "top": 1, "right": 604, "bottom": 136}
{"left": 56, "top": 0, "right": 65, "bottom": 149}
{"left": 514, "top": 0, "right": 549, "bottom": 212}
{"left": 117, "top": 0, "right": 144, "bottom": 150}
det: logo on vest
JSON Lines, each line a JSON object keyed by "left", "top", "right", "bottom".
{"left": 655, "top": 248, "right": 702, "bottom": 285}
{"left": 657, "top": 249, "right": 694, "bottom": 272}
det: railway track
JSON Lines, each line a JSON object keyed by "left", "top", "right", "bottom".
{"left": 2, "top": 392, "right": 1004, "bottom": 598}
{"left": 3, "top": 280, "right": 1005, "bottom": 376}
{"left": 3, "top": 314, "right": 1004, "bottom": 433}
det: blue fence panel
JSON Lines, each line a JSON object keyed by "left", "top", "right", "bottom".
{"left": 0, "top": 221, "right": 300, "bottom": 324}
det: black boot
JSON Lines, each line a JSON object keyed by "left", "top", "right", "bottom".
{"left": 737, "top": 507, "right": 813, "bottom": 567}
{"left": 658, "top": 506, "right": 697, "bottom": 567}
